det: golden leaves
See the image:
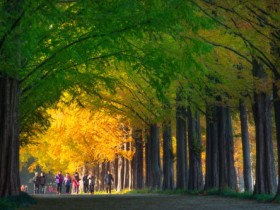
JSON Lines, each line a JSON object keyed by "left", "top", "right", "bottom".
{"left": 20, "top": 101, "right": 133, "bottom": 174}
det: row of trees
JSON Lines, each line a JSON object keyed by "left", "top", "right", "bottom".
{"left": 1, "top": 0, "right": 279, "bottom": 199}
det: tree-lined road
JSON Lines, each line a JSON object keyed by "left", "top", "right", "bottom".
{"left": 19, "top": 194, "right": 279, "bottom": 210}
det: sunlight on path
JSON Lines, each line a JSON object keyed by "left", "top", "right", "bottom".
{"left": 19, "top": 194, "right": 279, "bottom": 210}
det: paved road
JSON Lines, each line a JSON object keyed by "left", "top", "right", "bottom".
{"left": 19, "top": 194, "right": 279, "bottom": 210}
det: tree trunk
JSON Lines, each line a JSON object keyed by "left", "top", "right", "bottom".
{"left": 95, "top": 164, "right": 100, "bottom": 191}
{"left": 273, "top": 83, "right": 280, "bottom": 196}
{"left": 187, "top": 108, "right": 203, "bottom": 190}
{"left": 150, "top": 124, "right": 162, "bottom": 189}
{"left": 117, "top": 155, "right": 123, "bottom": 192}
{"left": 106, "top": 161, "right": 110, "bottom": 172}
{"left": 0, "top": 0, "right": 22, "bottom": 197}
{"left": 128, "top": 141, "right": 133, "bottom": 190}
{"left": 145, "top": 129, "right": 152, "bottom": 188}
{"left": 205, "top": 106, "right": 219, "bottom": 190}
{"left": 252, "top": 59, "right": 277, "bottom": 194}
{"left": 0, "top": 76, "right": 20, "bottom": 197}
{"left": 114, "top": 158, "right": 118, "bottom": 190}
{"left": 216, "top": 104, "right": 237, "bottom": 191}
{"left": 132, "top": 128, "right": 143, "bottom": 189}
{"left": 123, "top": 145, "right": 128, "bottom": 189}
{"left": 176, "top": 91, "right": 188, "bottom": 189}
{"left": 162, "top": 120, "right": 174, "bottom": 190}
{"left": 101, "top": 162, "right": 106, "bottom": 191}
{"left": 128, "top": 159, "right": 132, "bottom": 190}
{"left": 239, "top": 100, "right": 253, "bottom": 192}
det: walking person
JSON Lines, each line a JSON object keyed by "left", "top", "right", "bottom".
{"left": 73, "top": 172, "right": 80, "bottom": 194}
{"left": 39, "top": 172, "right": 46, "bottom": 194}
{"left": 83, "top": 173, "right": 89, "bottom": 193}
{"left": 55, "top": 171, "right": 64, "bottom": 195}
{"left": 88, "top": 172, "right": 95, "bottom": 195}
{"left": 33, "top": 172, "right": 40, "bottom": 194}
{"left": 104, "top": 170, "right": 114, "bottom": 194}
{"left": 64, "top": 173, "right": 72, "bottom": 194}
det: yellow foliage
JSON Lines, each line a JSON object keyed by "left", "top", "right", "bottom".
{"left": 20, "top": 101, "right": 134, "bottom": 174}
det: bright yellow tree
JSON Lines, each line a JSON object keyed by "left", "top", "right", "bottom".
{"left": 20, "top": 100, "right": 134, "bottom": 174}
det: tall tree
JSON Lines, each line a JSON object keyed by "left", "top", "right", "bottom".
{"left": 216, "top": 104, "right": 237, "bottom": 191}
{"left": 205, "top": 106, "right": 219, "bottom": 190}
{"left": 0, "top": 0, "right": 22, "bottom": 197}
{"left": 149, "top": 124, "right": 162, "bottom": 189}
{"left": 252, "top": 59, "right": 276, "bottom": 194}
{"left": 187, "top": 108, "right": 203, "bottom": 190}
{"left": 132, "top": 128, "right": 144, "bottom": 189}
{"left": 239, "top": 100, "right": 253, "bottom": 192}
{"left": 162, "top": 119, "right": 174, "bottom": 190}
{"left": 176, "top": 89, "right": 188, "bottom": 189}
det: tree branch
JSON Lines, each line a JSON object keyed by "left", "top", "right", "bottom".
{"left": 20, "top": 20, "right": 150, "bottom": 83}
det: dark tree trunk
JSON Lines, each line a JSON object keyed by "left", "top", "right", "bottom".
{"left": 128, "top": 159, "right": 132, "bottom": 190}
{"left": 216, "top": 104, "right": 237, "bottom": 191}
{"left": 252, "top": 59, "right": 276, "bottom": 194}
{"left": 128, "top": 141, "right": 133, "bottom": 190}
{"left": 101, "top": 162, "right": 106, "bottom": 191}
{"left": 205, "top": 106, "right": 219, "bottom": 189}
{"left": 145, "top": 129, "right": 152, "bottom": 188}
{"left": 239, "top": 100, "right": 253, "bottom": 192}
{"left": 0, "top": 76, "right": 20, "bottom": 197}
{"left": 0, "top": 0, "right": 22, "bottom": 197}
{"left": 95, "top": 164, "right": 100, "bottom": 191}
{"left": 176, "top": 91, "right": 188, "bottom": 189}
{"left": 274, "top": 83, "right": 280, "bottom": 196}
{"left": 187, "top": 108, "right": 203, "bottom": 190}
{"left": 123, "top": 145, "right": 128, "bottom": 189}
{"left": 106, "top": 162, "right": 110, "bottom": 172}
{"left": 162, "top": 120, "right": 174, "bottom": 190}
{"left": 150, "top": 124, "right": 162, "bottom": 189}
{"left": 114, "top": 158, "right": 118, "bottom": 190}
{"left": 124, "top": 158, "right": 129, "bottom": 189}
{"left": 132, "top": 128, "right": 143, "bottom": 189}
{"left": 121, "top": 157, "right": 125, "bottom": 190}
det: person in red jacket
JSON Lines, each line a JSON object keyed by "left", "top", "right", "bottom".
{"left": 72, "top": 172, "right": 80, "bottom": 194}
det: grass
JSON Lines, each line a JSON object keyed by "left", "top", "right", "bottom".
{"left": 0, "top": 192, "right": 36, "bottom": 210}
{"left": 124, "top": 188, "right": 280, "bottom": 204}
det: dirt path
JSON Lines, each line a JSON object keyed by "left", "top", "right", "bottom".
{"left": 19, "top": 194, "right": 279, "bottom": 210}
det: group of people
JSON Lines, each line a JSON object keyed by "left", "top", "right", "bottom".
{"left": 55, "top": 171, "right": 85, "bottom": 195}
{"left": 32, "top": 172, "right": 46, "bottom": 194}
{"left": 32, "top": 170, "right": 114, "bottom": 195}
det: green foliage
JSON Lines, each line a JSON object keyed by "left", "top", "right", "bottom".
{"left": 0, "top": 192, "right": 36, "bottom": 210}
{"left": 254, "top": 194, "right": 274, "bottom": 203}
{"left": 1, "top": 0, "right": 190, "bottom": 143}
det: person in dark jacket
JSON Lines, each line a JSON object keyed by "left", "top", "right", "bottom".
{"left": 104, "top": 170, "right": 114, "bottom": 194}
{"left": 55, "top": 171, "right": 64, "bottom": 195}
{"left": 33, "top": 172, "right": 40, "bottom": 194}
{"left": 64, "top": 173, "right": 72, "bottom": 194}
{"left": 39, "top": 172, "right": 46, "bottom": 194}
{"left": 83, "top": 173, "right": 89, "bottom": 193}
{"left": 87, "top": 172, "right": 95, "bottom": 195}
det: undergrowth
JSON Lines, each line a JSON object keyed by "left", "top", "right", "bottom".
{"left": 125, "top": 188, "right": 280, "bottom": 204}
{"left": 0, "top": 192, "right": 36, "bottom": 210}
